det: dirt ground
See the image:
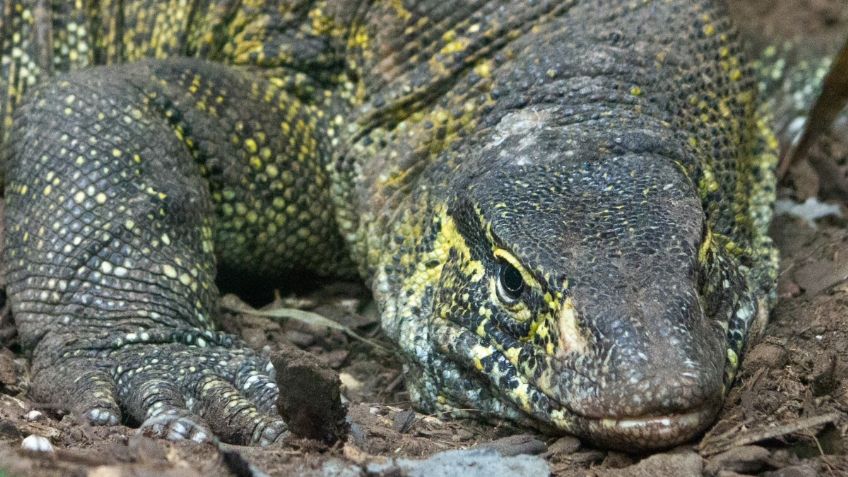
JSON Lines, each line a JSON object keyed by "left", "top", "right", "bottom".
{"left": 2, "top": 1, "right": 848, "bottom": 476}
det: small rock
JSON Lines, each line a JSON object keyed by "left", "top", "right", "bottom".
{"left": 763, "top": 464, "right": 819, "bottom": 477}
{"left": 348, "top": 422, "right": 367, "bottom": 448}
{"left": 835, "top": 381, "right": 848, "bottom": 409}
{"left": 568, "top": 450, "right": 606, "bottom": 465}
{"left": 745, "top": 342, "right": 788, "bottom": 370}
{"left": 778, "top": 280, "right": 802, "bottom": 299}
{"left": 548, "top": 435, "right": 581, "bottom": 455}
{"left": 286, "top": 330, "right": 316, "bottom": 347}
{"left": 0, "top": 420, "right": 23, "bottom": 439}
{"left": 595, "top": 451, "right": 702, "bottom": 477}
{"left": 127, "top": 434, "right": 168, "bottom": 463}
{"left": 21, "top": 434, "right": 54, "bottom": 453}
{"left": 339, "top": 372, "right": 363, "bottom": 394}
{"left": 273, "top": 344, "right": 348, "bottom": 444}
{"left": 453, "top": 429, "right": 473, "bottom": 441}
{"left": 392, "top": 409, "right": 417, "bottom": 434}
{"left": 471, "top": 434, "right": 547, "bottom": 456}
{"left": 319, "top": 349, "right": 350, "bottom": 369}
{"left": 810, "top": 350, "right": 837, "bottom": 396}
{"left": 240, "top": 328, "right": 268, "bottom": 349}
{"left": 24, "top": 410, "right": 43, "bottom": 422}
{"left": 0, "top": 348, "right": 15, "bottom": 386}
{"left": 706, "top": 446, "right": 770, "bottom": 475}
{"left": 87, "top": 467, "right": 125, "bottom": 477}
{"left": 365, "top": 448, "right": 550, "bottom": 477}
{"left": 603, "top": 450, "right": 635, "bottom": 468}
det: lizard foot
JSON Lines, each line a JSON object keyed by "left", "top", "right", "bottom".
{"left": 31, "top": 328, "right": 288, "bottom": 445}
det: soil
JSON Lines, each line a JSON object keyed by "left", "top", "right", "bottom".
{"left": 2, "top": 1, "right": 848, "bottom": 476}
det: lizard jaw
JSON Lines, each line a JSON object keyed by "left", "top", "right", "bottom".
{"left": 571, "top": 405, "right": 719, "bottom": 450}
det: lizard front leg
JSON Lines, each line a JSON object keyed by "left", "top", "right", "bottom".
{"left": 4, "top": 59, "right": 342, "bottom": 445}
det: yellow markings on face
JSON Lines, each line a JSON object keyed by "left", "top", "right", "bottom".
{"left": 549, "top": 409, "right": 577, "bottom": 432}
{"left": 698, "top": 226, "right": 713, "bottom": 264}
{"left": 557, "top": 297, "right": 588, "bottom": 356}
{"left": 510, "top": 382, "right": 532, "bottom": 411}
{"left": 504, "top": 346, "right": 521, "bottom": 364}
{"left": 471, "top": 343, "right": 496, "bottom": 372}
{"left": 438, "top": 212, "right": 484, "bottom": 282}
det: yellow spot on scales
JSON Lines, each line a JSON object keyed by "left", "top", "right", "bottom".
{"left": 162, "top": 264, "right": 178, "bottom": 279}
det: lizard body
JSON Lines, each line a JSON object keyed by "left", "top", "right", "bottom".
{"left": 2, "top": 0, "right": 782, "bottom": 449}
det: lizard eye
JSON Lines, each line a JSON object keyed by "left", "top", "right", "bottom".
{"left": 496, "top": 260, "right": 525, "bottom": 303}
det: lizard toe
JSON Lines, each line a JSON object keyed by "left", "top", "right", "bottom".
{"left": 232, "top": 358, "right": 279, "bottom": 414}
{"left": 30, "top": 355, "right": 122, "bottom": 427}
{"left": 191, "top": 374, "right": 289, "bottom": 445}
{"left": 140, "top": 410, "right": 212, "bottom": 443}
{"left": 107, "top": 336, "right": 288, "bottom": 445}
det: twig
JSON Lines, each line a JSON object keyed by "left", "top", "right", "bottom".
{"left": 224, "top": 303, "right": 388, "bottom": 352}
{"left": 699, "top": 412, "right": 841, "bottom": 456}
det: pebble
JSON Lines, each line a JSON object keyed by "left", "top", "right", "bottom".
{"left": 365, "top": 448, "right": 550, "bottom": 477}
{"left": 392, "top": 409, "right": 417, "bottom": 434}
{"left": 24, "top": 410, "right": 43, "bottom": 422}
{"left": 286, "top": 330, "right": 317, "bottom": 347}
{"left": 339, "top": 372, "right": 363, "bottom": 393}
{"left": 763, "top": 464, "right": 819, "bottom": 477}
{"left": 593, "top": 450, "right": 702, "bottom": 476}
{"left": 470, "top": 434, "right": 547, "bottom": 456}
{"left": 547, "top": 435, "right": 581, "bottom": 455}
{"left": 745, "top": 342, "right": 788, "bottom": 369}
{"left": 603, "top": 450, "right": 635, "bottom": 468}
{"left": 810, "top": 350, "right": 838, "bottom": 396}
{"left": 21, "top": 434, "right": 54, "bottom": 453}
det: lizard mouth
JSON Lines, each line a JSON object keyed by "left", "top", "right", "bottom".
{"left": 570, "top": 406, "right": 718, "bottom": 450}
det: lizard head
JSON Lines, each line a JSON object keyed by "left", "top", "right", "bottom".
{"left": 376, "top": 123, "right": 755, "bottom": 450}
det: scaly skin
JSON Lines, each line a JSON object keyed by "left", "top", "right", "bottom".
{"left": 2, "top": 0, "right": 780, "bottom": 449}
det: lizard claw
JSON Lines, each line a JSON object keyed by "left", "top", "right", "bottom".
{"left": 84, "top": 407, "right": 121, "bottom": 426}
{"left": 140, "top": 411, "right": 211, "bottom": 443}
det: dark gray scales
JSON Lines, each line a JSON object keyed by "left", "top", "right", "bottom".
{"left": 1, "top": 0, "right": 782, "bottom": 449}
